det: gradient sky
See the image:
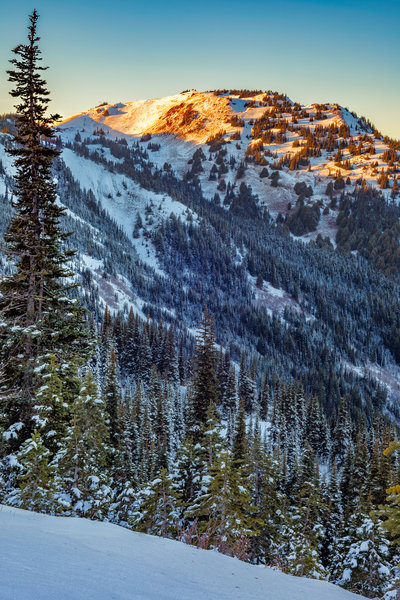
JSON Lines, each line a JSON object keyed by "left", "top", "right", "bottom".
{"left": 1, "top": 0, "right": 399, "bottom": 138}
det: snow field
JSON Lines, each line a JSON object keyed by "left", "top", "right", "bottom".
{"left": 0, "top": 506, "right": 365, "bottom": 600}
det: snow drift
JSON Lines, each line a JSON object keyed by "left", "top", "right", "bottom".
{"left": 0, "top": 505, "right": 365, "bottom": 600}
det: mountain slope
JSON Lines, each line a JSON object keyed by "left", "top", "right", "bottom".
{"left": 57, "top": 89, "right": 399, "bottom": 244}
{"left": 1, "top": 90, "right": 400, "bottom": 419}
{"left": 0, "top": 505, "right": 365, "bottom": 600}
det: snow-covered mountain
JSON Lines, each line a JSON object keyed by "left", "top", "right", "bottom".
{"left": 56, "top": 89, "right": 398, "bottom": 245}
{"left": 0, "top": 505, "right": 366, "bottom": 600}
{"left": 1, "top": 89, "right": 400, "bottom": 418}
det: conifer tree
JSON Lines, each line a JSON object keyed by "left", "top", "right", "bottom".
{"left": 338, "top": 516, "right": 390, "bottom": 598}
{"left": 189, "top": 307, "right": 219, "bottom": 432}
{"left": 56, "top": 369, "right": 111, "bottom": 519}
{"left": 122, "top": 309, "right": 139, "bottom": 378}
{"left": 216, "top": 348, "right": 229, "bottom": 402}
{"left": 188, "top": 444, "right": 258, "bottom": 558}
{"left": 269, "top": 385, "right": 283, "bottom": 451}
{"left": 232, "top": 398, "right": 248, "bottom": 471}
{"left": 138, "top": 323, "right": 152, "bottom": 386}
{"left": 305, "top": 395, "right": 324, "bottom": 457}
{"left": 202, "top": 401, "right": 225, "bottom": 469}
{"left": 154, "top": 384, "right": 169, "bottom": 471}
{"left": 352, "top": 431, "right": 369, "bottom": 512}
{"left": 172, "top": 435, "right": 205, "bottom": 511}
{"left": 161, "top": 325, "right": 179, "bottom": 384}
{"left": 259, "top": 374, "right": 269, "bottom": 421}
{"left": 369, "top": 439, "right": 388, "bottom": 507}
{"left": 280, "top": 443, "right": 326, "bottom": 579}
{"left": 0, "top": 10, "right": 87, "bottom": 451}
{"left": 32, "top": 354, "right": 68, "bottom": 455}
{"left": 178, "top": 338, "right": 185, "bottom": 385}
{"left": 251, "top": 451, "right": 283, "bottom": 564}
{"left": 110, "top": 393, "right": 137, "bottom": 526}
{"left": 137, "top": 400, "right": 156, "bottom": 483}
{"left": 103, "top": 346, "right": 122, "bottom": 447}
{"left": 221, "top": 364, "right": 238, "bottom": 418}
{"left": 333, "top": 397, "right": 352, "bottom": 465}
{"left": 321, "top": 459, "right": 343, "bottom": 568}
{"left": 238, "top": 352, "right": 256, "bottom": 413}
{"left": 380, "top": 440, "right": 400, "bottom": 545}
{"left": 10, "top": 430, "right": 57, "bottom": 513}
{"left": 340, "top": 446, "right": 356, "bottom": 523}
{"left": 172, "top": 385, "right": 185, "bottom": 450}
{"left": 132, "top": 467, "right": 180, "bottom": 538}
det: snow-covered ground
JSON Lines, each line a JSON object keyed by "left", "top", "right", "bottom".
{"left": 0, "top": 505, "right": 365, "bottom": 600}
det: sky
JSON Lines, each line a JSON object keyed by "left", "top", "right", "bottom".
{"left": 1, "top": 0, "right": 399, "bottom": 138}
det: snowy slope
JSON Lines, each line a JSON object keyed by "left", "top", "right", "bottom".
{"left": 0, "top": 505, "right": 365, "bottom": 600}
{"left": 56, "top": 89, "right": 398, "bottom": 245}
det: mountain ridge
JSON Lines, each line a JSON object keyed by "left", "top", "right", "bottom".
{"left": 55, "top": 88, "right": 399, "bottom": 246}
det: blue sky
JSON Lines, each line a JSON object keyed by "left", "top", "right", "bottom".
{"left": 1, "top": 0, "right": 399, "bottom": 138}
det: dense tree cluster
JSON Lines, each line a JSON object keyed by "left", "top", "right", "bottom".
{"left": 3, "top": 301, "right": 400, "bottom": 599}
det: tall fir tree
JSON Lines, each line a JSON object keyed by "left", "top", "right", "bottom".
{"left": 103, "top": 346, "right": 122, "bottom": 447}
{"left": 56, "top": 369, "right": 111, "bottom": 519}
{"left": 189, "top": 307, "right": 219, "bottom": 434}
{"left": 0, "top": 10, "right": 87, "bottom": 452}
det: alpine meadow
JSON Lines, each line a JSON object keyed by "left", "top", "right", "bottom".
{"left": 1, "top": 6, "right": 400, "bottom": 600}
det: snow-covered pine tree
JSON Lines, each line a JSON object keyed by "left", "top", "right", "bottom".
{"left": 171, "top": 385, "right": 185, "bottom": 453}
{"left": 56, "top": 369, "right": 111, "bottom": 519}
{"left": 103, "top": 346, "right": 122, "bottom": 447}
{"left": 0, "top": 10, "right": 87, "bottom": 453}
{"left": 138, "top": 323, "right": 153, "bottom": 387}
{"left": 121, "top": 308, "right": 139, "bottom": 379}
{"left": 332, "top": 397, "right": 352, "bottom": 466}
{"left": 131, "top": 467, "right": 180, "bottom": 538}
{"left": 232, "top": 398, "right": 248, "bottom": 472}
{"left": 238, "top": 352, "right": 256, "bottom": 413}
{"left": 188, "top": 307, "right": 219, "bottom": 435}
{"left": 216, "top": 348, "right": 229, "bottom": 404}
{"left": 369, "top": 439, "right": 389, "bottom": 507}
{"left": 305, "top": 395, "right": 325, "bottom": 458}
{"left": 259, "top": 374, "right": 269, "bottom": 421}
{"left": 172, "top": 434, "right": 205, "bottom": 514}
{"left": 161, "top": 325, "right": 179, "bottom": 384}
{"left": 250, "top": 442, "right": 284, "bottom": 565}
{"left": 31, "top": 354, "right": 68, "bottom": 455}
{"left": 320, "top": 458, "right": 343, "bottom": 569}
{"left": 109, "top": 390, "right": 137, "bottom": 527}
{"left": 10, "top": 430, "right": 57, "bottom": 513}
{"left": 186, "top": 439, "right": 259, "bottom": 558}
{"left": 352, "top": 431, "right": 370, "bottom": 513}
{"left": 269, "top": 381, "right": 284, "bottom": 451}
{"left": 338, "top": 516, "right": 391, "bottom": 598}
{"left": 154, "top": 382, "right": 170, "bottom": 471}
{"left": 340, "top": 445, "right": 356, "bottom": 522}
{"left": 137, "top": 393, "right": 157, "bottom": 483}
{"left": 281, "top": 443, "right": 326, "bottom": 579}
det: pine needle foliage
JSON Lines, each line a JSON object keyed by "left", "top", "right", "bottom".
{"left": 0, "top": 10, "right": 88, "bottom": 448}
